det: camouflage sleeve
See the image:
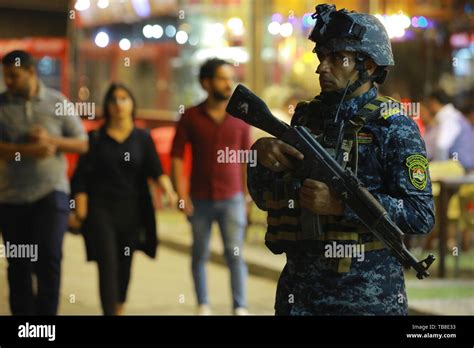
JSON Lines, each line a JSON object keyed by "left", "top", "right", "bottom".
{"left": 344, "top": 115, "right": 435, "bottom": 235}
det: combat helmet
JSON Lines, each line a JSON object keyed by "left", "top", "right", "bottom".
{"left": 309, "top": 4, "right": 394, "bottom": 97}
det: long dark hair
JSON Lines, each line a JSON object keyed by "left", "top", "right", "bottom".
{"left": 102, "top": 82, "right": 137, "bottom": 125}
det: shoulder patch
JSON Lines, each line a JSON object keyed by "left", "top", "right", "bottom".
{"left": 405, "top": 154, "right": 429, "bottom": 190}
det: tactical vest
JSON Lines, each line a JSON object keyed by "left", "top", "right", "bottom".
{"left": 263, "top": 95, "right": 402, "bottom": 270}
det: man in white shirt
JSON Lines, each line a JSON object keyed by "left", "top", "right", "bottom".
{"left": 0, "top": 50, "right": 88, "bottom": 315}
{"left": 425, "top": 90, "right": 474, "bottom": 171}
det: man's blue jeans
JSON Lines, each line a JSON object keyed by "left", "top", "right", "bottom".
{"left": 188, "top": 192, "right": 248, "bottom": 309}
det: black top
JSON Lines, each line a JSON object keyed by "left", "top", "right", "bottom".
{"left": 72, "top": 127, "right": 163, "bottom": 198}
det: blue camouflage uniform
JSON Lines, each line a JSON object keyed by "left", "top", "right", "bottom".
{"left": 247, "top": 86, "right": 435, "bottom": 315}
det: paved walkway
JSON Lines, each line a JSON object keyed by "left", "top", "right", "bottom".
{"left": 0, "top": 231, "right": 277, "bottom": 315}
{"left": 1, "top": 210, "right": 472, "bottom": 315}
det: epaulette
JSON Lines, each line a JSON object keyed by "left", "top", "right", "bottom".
{"left": 356, "top": 95, "right": 404, "bottom": 124}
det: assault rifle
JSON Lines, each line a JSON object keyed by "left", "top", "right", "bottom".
{"left": 227, "top": 84, "right": 435, "bottom": 279}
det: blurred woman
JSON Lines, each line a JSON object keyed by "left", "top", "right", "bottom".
{"left": 70, "top": 83, "right": 177, "bottom": 315}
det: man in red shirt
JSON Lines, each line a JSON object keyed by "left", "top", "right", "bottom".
{"left": 171, "top": 59, "right": 251, "bottom": 315}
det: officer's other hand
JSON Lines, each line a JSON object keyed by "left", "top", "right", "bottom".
{"left": 300, "top": 179, "right": 344, "bottom": 215}
{"left": 253, "top": 137, "right": 304, "bottom": 172}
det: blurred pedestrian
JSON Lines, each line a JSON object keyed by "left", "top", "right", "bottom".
{"left": 419, "top": 102, "right": 438, "bottom": 161}
{"left": 462, "top": 102, "right": 474, "bottom": 175}
{"left": 70, "top": 83, "right": 177, "bottom": 315}
{"left": 464, "top": 105, "right": 474, "bottom": 128}
{"left": 425, "top": 90, "right": 474, "bottom": 171}
{"left": 171, "top": 58, "right": 251, "bottom": 315}
{"left": 0, "top": 50, "right": 88, "bottom": 315}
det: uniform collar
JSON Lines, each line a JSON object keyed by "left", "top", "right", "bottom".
{"left": 317, "top": 85, "right": 378, "bottom": 121}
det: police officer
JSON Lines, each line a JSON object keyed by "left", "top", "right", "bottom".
{"left": 248, "top": 4, "right": 435, "bottom": 315}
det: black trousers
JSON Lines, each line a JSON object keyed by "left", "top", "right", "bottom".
{"left": 0, "top": 191, "right": 69, "bottom": 315}
{"left": 87, "top": 196, "right": 140, "bottom": 315}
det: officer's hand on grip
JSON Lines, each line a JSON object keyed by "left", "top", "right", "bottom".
{"left": 300, "top": 179, "right": 344, "bottom": 216}
{"left": 253, "top": 137, "right": 304, "bottom": 172}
